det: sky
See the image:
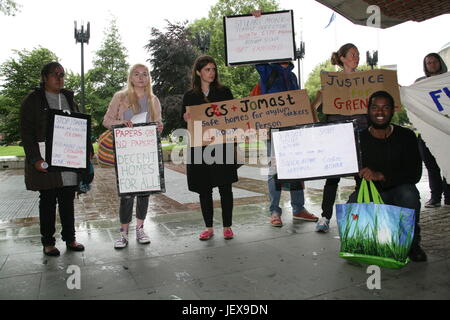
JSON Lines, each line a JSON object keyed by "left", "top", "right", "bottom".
{"left": 1, "top": 0, "right": 449, "bottom": 87}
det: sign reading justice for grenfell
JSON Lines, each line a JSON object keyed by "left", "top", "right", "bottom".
{"left": 321, "top": 69, "right": 401, "bottom": 115}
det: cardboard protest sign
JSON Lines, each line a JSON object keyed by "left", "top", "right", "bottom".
{"left": 272, "top": 122, "right": 360, "bottom": 181}
{"left": 46, "top": 109, "right": 90, "bottom": 171}
{"left": 186, "top": 90, "right": 317, "bottom": 147}
{"left": 112, "top": 123, "right": 165, "bottom": 196}
{"left": 224, "top": 10, "right": 296, "bottom": 66}
{"left": 321, "top": 69, "right": 401, "bottom": 115}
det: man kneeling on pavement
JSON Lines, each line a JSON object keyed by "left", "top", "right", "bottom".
{"left": 348, "top": 90, "right": 427, "bottom": 262}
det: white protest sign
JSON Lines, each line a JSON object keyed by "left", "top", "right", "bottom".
{"left": 51, "top": 115, "right": 87, "bottom": 169}
{"left": 224, "top": 10, "right": 295, "bottom": 66}
{"left": 113, "top": 124, "right": 163, "bottom": 194}
{"left": 400, "top": 72, "right": 450, "bottom": 180}
{"left": 272, "top": 122, "right": 359, "bottom": 180}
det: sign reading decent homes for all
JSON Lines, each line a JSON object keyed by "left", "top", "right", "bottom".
{"left": 224, "top": 10, "right": 296, "bottom": 66}
{"left": 272, "top": 122, "right": 360, "bottom": 181}
{"left": 113, "top": 123, "right": 165, "bottom": 196}
{"left": 321, "top": 69, "right": 401, "bottom": 115}
{"left": 186, "top": 90, "right": 317, "bottom": 147}
{"left": 46, "top": 109, "right": 90, "bottom": 171}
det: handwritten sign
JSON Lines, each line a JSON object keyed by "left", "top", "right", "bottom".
{"left": 272, "top": 122, "right": 360, "bottom": 180}
{"left": 113, "top": 123, "right": 165, "bottom": 196}
{"left": 224, "top": 10, "right": 296, "bottom": 66}
{"left": 186, "top": 90, "right": 317, "bottom": 147}
{"left": 46, "top": 110, "right": 90, "bottom": 171}
{"left": 321, "top": 69, "right": 401, "bottom": 115}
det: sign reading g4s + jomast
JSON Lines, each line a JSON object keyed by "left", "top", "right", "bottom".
{"left": 321, "top": 69, "right": 401, "bottom": 115}
{"left": 186, "top": 90, "right": 317, "bottom": 147}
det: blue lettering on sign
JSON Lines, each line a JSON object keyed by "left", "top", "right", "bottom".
{"left": 429, "top": 87, "right": 450, "bottom": 112}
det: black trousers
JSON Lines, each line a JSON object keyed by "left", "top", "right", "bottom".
{"left": 321, "top": 177, "right": 340, "bottom": 220}
{"left": 418, "top": 136, "right": 450, "bottom": 204}
{"left": 38, "top": 186, "right": 77, "bottom": 246}
{"left": 199, "top": 184, "right": 233, "bottom": 228}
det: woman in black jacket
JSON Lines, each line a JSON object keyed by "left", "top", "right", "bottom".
{"left": 20, "top": 62, "right": 85, "bottom": 256}
{"left": 182, "top": 55, "right": 238, "bottom": 240}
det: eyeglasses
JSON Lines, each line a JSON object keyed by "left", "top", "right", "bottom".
{"left": 49, "top": 71, "right": 65, "bottom": 78}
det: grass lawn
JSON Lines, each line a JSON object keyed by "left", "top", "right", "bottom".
{"left": 0, "top": 146, "right": 25, "bottom": 157}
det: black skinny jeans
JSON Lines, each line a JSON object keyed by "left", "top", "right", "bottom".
{"left": 39, "top": 186, "right": 77, "bottom": 246}
{"left": 199, "top": 184, "right": 233, "bottom": 228}
{"left": 418, "top": 136, "right": 450, "bottom": 204}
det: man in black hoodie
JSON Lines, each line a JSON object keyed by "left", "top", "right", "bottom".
{"left": 415, "top": 53, "right": 449, "bottom": 208}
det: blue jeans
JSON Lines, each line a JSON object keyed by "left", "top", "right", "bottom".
{"left": 266, "top": 139, "right": 305, "bottom": 216}
{"left": 349, "top": 184, "right": 422, "bottom": 247}
{"left": 268, "top": 174, "right": 305, "bottom": 216}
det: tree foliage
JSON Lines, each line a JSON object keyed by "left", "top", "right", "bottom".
{"left": 145, "top": 21, "right": 199, "bottom": 135}
{"left": 0, "top": 47, "right": 58, "bottom": 144}
{"left": 86, "top": 18, "right": 129, "bottom": 139}
{"left": 0, "top": 0, "right": 20, "bottom": 16}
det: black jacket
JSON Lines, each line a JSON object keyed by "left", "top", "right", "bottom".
{"left": 20, "top": 87, "right": 87, "bottom": 191}
{"left": 182, "top": 86, "right": 238, "bottom": 193}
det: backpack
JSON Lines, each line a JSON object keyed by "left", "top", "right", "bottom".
{"left": 97, "top": 129, "right": 115, "bottom": 167}
{"left": 250, "top": 68, "right": 278, "bottom": 96}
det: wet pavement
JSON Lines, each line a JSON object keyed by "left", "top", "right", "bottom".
{"left": 0, "top": 159, "right": 449, "bottom": 300}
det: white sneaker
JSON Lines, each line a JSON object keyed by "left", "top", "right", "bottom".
{"left": 315, "top": 217, "right": 330, "bottom": 233}
{"left": 136, "top": 226, "right": 151, "bottom": 244}
{"left": 114, "top": 230, "right": 128, "bottom": 249}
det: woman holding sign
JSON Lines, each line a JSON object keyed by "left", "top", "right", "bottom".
{"left": 182, "top": 55, "right": 238, "bottom": 241}
{"left": 103, "top": 63, "right": 163, "bottom": 249}
{"left": 20, "top": 62, "right": 86, "bottom": 256}
{"left": 314, "top": 43, "right": 369, "bottom": 233}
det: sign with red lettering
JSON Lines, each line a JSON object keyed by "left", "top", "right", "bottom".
{"left": 224, "top": 10, "right": 296, "bottom": 66}
{"left": 112, "top": 123, "right": 165, "bottom": 196}
{"left": 321, "top": 69, "right": 401, "bottom": 115}
{"left": 46, "top": 109, "right": 91, "bottom": 171}
{"left": 186, "top": 90, "right": 317, "bottom": 147}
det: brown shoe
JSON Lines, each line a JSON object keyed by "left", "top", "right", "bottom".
{"left": 270, "top": 214, "right": 283, "bottom": 227}
{"left": 66, "top": 241, "right": 85, "bottom": 252}
{"left": 293, "top": 209, "right": 319, "bottom": 222}
{"left": 43, "top": 246, "right": 60, "bottom": 257}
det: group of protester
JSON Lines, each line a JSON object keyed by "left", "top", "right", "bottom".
{"left": 19, "top": 14, "right": 447, "bottom": 264}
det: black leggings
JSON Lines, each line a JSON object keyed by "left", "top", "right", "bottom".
{"left": 199, "top": 184, "right": 233, "bottom": 228}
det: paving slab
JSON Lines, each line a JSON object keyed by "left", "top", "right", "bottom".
{"left": 0, "top": 162, "right": 449, "bottom": 301}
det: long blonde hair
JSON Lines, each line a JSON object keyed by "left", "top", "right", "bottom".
{"left": 126, "top": 63, "right": 156, "bottom": 121}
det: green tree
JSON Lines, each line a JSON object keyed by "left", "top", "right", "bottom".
{"left": 0, "top": 0, "right": 20, "bottom": 16}
{"left": 145, "top": 20, "right": 199, "bottom": 135}
{"left": 189, "top": 0, "right": 279, "bottom": 98}
{"left": 0, "top": 47, "right": 58, "bottom": 144}
{"left": 87, "top": 18, "right": 129, "bottom": 139}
